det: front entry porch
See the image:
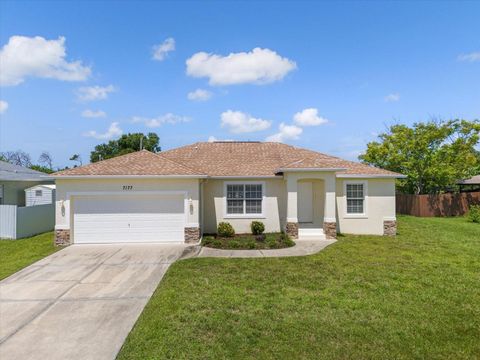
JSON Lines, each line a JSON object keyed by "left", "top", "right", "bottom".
{"left": 285, "top": 172, "right": 337, "bottom": 240}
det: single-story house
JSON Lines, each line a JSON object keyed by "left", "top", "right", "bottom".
{"left": 52, "top": 141, "right": 404, "bottom": 245}
{"left": 0, "top": 160, "right": 54, "bottom": 206}
{"left": 458, "top": 175, "right": 480, "bottom": 191}
{"left": 25, "top": 184, "right": 56, "bottom": 207}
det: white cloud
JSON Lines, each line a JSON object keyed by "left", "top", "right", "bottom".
{"left": 384, "top": 93, "right": 400, "bottom": 102}
{"left": 131, "top": 113, "right": 190, "bottom": 128}
{"left": 152, "top": 38, "right": 175, "bottom": 61}
{"left": 77, "top": 85, "right": 115, "bottom": 101}
{"left": 186, "top": 47, "right": 297, "bottom": 86}
{"left": 457, "top": 52, "right": 480, "bottom": 62}
{"left": 293, "top": 108, "right": 328, "bottom": 126}
{"left": 81, "top": 109, "right": 106, "bottom": 118}
{"left": 220, "top": 110, "right": 272, "bottom": 134}
{"left": 187, "top": 89, "right": 212, "bottom": 101}
{"left": 84, "top": 122, "right": 122, "bottom": 140}
{"left": 266, "top": 123, "right": 303, "bottom": 143}
{"left": 0, "top": 100, "right": 8, "bottom": 114}
{"left": 207, "top": 136, "right": 233, "bottom": 142}
{"left": 0, "top": 35, "right": 90, "bottom": 86}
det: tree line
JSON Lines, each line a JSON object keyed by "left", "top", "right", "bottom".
{"left": 0, "top": 132, "right": 160, "bottom": 174}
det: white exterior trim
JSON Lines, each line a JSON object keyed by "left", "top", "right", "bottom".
{"left": 323, "top": 217, "right": 336, "bottom": 223}
{"left": 55, "top": 224, "right": 70, "bottom": 230}
{"left": 337, "top": 174, "right": 406, "bottom": 179}
{"left": 223, "top": 181, "right": 266, "bottom": 219}
{"left": 343, "top": 180, "right": 369, "bottom": 218}
{"left": 383, "top": 216, "right": 397, "bottom": 221}
{"left": 286, "top": 217, "right": 298, "bottom": 223}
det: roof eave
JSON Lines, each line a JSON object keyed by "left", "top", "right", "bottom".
{"left": 336, "top": 174, "right": 406, "bottom": 179}
{"left": 277, "top": 167, "right": 348, "bottom": 173}
{"left": 51, "top": 174, "right": 208, "bottom": 179}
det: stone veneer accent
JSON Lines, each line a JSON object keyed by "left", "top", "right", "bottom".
{"left": 184, "top": 227, "right": 201, "bottom": 244}
{"left": 383, "top": 220, "right": 397, "bottom": 236}
{"left": 55, "top": 229, "right": 71, "bottom": 246}
{"left": 286, "top": 222, "right": 298, "bottom": 239}
{"left": 323, "top": 222, "right": 337, "bottom": 239}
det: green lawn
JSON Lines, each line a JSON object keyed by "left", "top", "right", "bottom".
{"left": 0, "top": 232, "right": 60, "bottom": 280}
{"left": 118, "top": 216, "right": 480, "bottom": 360}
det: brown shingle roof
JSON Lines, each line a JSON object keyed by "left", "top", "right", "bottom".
{"left": 52, "top": 142, "right": 403, "bottom": 178}
{"left": 53, "top": 150, "right": 204, "bottom": 176}
{"left": 161, "top": 142, "right": 403, "bottom": 177}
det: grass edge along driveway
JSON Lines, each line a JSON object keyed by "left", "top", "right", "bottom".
{"left": 0, "top": 232, "right": 60, "bottom": 280}
{"left": 118, "top": 216, "right": 480, "bottom": 360}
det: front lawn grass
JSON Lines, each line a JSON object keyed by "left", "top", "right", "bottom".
{"left": 118, "top": 216, "right": 480, "bottom": 359}
{"left": 0, "top": 232, "right": 60, "bottom": 280}
{"left": 202, "top": 232, "right": 295, "bottom": 249}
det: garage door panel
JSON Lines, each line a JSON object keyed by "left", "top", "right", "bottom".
{"left": 73, "top": 194, "right": 185, "bottom": 244}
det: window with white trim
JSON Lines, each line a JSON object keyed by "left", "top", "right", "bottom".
{"left": 226, "top": 183, "right": 263, "bottom": 215}
{"left": 35, "top": 190, "right": 43, "bottom": 197}
{"left": 346, "top": 183, "right": 365, "bottom": 214}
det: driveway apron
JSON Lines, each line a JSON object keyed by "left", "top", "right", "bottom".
{"left": 0, "top": 243, "right": 187, "bottom": 360}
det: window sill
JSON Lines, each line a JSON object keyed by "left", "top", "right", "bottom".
{"left": 344, "top": 214, "right": 368, "bottom": 219}
{"left": 224, "top": 214, "right": 266, "bottom": 219}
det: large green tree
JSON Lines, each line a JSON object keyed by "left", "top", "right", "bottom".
{"left": 359, "top": 119, "right": 480, "bottom": 194}
{"left": 90, "top": 133, "right": 161, "bottom": 163}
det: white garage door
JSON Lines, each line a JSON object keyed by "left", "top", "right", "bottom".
{"left": 73, "top": 194, "right": 185, "bottom": 244}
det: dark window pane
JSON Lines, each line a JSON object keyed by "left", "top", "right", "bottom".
{"left": 227, "top": 184, "right": 244, "bottom": 199}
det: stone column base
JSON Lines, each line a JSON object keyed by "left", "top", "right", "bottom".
{"left": 383, "top": 220, "right": 397, "bottom": 236}
{"left": 323, "top": 222, "right": 337, "bottom": 239}
{"left": 286, "top": 222, "right": 298, "bottom": 239}
{"left": 55, "top": 229, "right": 71, "bottom": 246}
{"left": 184, "top": 227, "right": 200, "bottom": 244}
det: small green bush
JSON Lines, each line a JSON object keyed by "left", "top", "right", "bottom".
{"left": 201, "top": 236, "right": 214, "bottom": 246}
{"left": 228, "top": 240, "right": 241, "bottom": 249}
{"left": 217, "top": 222, "right": 235, "bottom": 237}
{"left": 246, "top": 239, "right": 257, "bottom": 249}
{"left": 467, "top": 205, "right": 480, "bottom": 223}
{"left": 211, "top": 239, "right": 222, "bottom": 248}
{"left": 266, "top": 237, "right": 277, "bottom": 249}
{"left": 250, "top": 221, "right": 265, "bottom": 235}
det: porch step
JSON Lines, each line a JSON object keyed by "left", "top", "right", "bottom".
{"left": 298, "top": 228, "right": 326, "bottom": 240}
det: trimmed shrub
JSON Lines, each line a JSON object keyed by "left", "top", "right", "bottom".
{"left": 251, "top": 221, "right": 265, "bottom": 235}
{"left": 201, "top": 236, "right": 214, "bottom": 246}
{"left": 246, "top": 239, "right": 257, "bottom": 249}
{"left": 228, "top": 240, "right": 241, "bottom": 249}
{"left": 211, "top": 239, "right": 223, "bottom": 248}
{"left": 217, "top": 222, "right": 235, "bottom": 237}
{"left": 467, "top": 205, "right": 480, "bottom": 223}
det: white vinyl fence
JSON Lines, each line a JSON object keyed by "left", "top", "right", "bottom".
{"left": 0, "top": 204, "right": 54, "bottom": 239}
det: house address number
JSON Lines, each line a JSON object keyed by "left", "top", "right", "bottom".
{"left": 123, "top": 185, "right": 133, "bottom": 190}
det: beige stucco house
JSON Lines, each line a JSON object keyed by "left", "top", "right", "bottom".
{"left": 52, "top": 142, "right": 403, "bottom": 245}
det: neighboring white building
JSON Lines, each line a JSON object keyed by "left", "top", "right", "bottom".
{"left": 25, "top": 184, "right": 56, "bottom": 207}
{"left": 51, "top": 142, "right": 405, "bottom": 246}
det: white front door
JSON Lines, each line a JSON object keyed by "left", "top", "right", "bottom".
{"left": 73, "top": 194, "right": 185, "bottom": 244}
{"left": 298, "top": 182, "right": 313, "bottom": 223}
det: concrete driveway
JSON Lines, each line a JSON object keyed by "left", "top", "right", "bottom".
{"left": 0, "top": 243, "right": 189, "bottom": 360}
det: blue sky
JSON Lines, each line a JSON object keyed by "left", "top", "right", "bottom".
{"left": 0, "top": 1, "right": 479, "bottom": 168}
